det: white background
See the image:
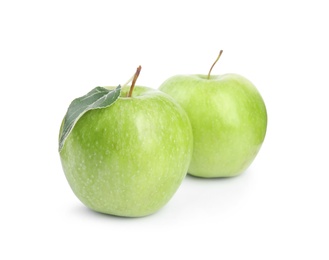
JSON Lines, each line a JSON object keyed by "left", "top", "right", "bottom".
{"left": 1, "top": 0, "right": 328, "bottom": 259}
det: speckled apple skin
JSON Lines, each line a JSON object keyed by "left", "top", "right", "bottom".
{"left": 159, "top": 74, "right": 267, "bottom": 178}
{"left": 59, "top": 86, "right": 193, "bottom": 217}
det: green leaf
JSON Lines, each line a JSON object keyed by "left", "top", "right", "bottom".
{"left": 58, "top": 85, "right": 121, "bottom": 152}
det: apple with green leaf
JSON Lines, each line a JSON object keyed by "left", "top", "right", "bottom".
{"left": 59, "top": 66, "right": 193, "bottom": 217}
{"left": 159, "top": 51, "right": 267, "bottom": 178}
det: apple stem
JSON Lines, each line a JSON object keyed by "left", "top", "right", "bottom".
{"left": 207, "top": 50, "right": 223, "bottom": 79}
{"left": 127, "top": 65, "right": 142, "bottom": 97}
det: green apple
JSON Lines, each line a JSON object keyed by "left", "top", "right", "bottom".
{"left": 59, "top": 68, "right": 193, "bottom": 217}
{"left": 159, "top": 51, "right": 267, "bottom": 178}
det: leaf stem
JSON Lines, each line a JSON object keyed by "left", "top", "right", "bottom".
{"left": 127, "top": 65, "right": 142, "bottom": 97}
{"left": 207, "top": 50, "right": 223, "bottom": 79}
{"left": 122, "top": 75, "right": 134, "bottom": 87}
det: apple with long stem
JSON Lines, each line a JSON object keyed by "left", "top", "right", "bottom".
{"left": 59, "top": 66, "right": 193, "bottom": 217}
{"left": 159, "top": 51, "right": 267, "bottom": 178}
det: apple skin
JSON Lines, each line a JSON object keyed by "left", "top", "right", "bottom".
{"left": 159, "top": 74, "right": 267, "bottom": 178}
{"left": 59, "top": 86, "right": 193, "bottom": 217}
